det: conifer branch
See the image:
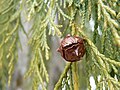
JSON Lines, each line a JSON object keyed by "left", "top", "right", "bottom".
{"left": 0, "top": 0, "right": 120, "bottom": 89}
{"left": 98, "top": 0, "right": 120, "bottom": 46}
{"left": 54, "top": 62, "right": 72, "bottom": 90}
{"left": 78, "top": 27, "right": 120, "bottom": 66}
{"left": 78, "top": 26, "right": 120, "bottom": 88}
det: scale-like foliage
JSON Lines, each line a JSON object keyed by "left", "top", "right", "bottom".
{"left": 0, "top": 0, "right": 120, "bottom": 90}
{"left": 0, "top": 0, "right": 23, "bottom": 89}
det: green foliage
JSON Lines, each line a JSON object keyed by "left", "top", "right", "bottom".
{"left": 54, "top": 63, "right": 73, "bottom": 90}
{"left": 0, "top": 0, "right": 120, "bottom": 90}
{"left": 0, "top": 0, "right": 22, "bottom": 89}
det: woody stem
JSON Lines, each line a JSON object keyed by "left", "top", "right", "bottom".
{"left": 72, "top": 62, "right": 79, "bottom": 90}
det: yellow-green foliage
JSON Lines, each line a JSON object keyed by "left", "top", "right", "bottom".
{"left": 0, "top": 0, "right": 120, "bottom": 90}
{"left": 0, "top": 0, "right": 22, "bottom": 89}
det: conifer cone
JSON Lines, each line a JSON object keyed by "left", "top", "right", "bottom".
{"left": 57, "top": 34, "right": 85, "bottom": 62}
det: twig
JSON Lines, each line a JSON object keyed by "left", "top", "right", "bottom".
{"left": 54, "top": 62, "right": 72, "bottom": 90}
{"left": 72, "top": 62, "right": 79, "bottom": 90}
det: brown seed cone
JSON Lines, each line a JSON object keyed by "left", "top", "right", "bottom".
{"left": 57, "top": 34, "right": 85, "bottom": 62}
